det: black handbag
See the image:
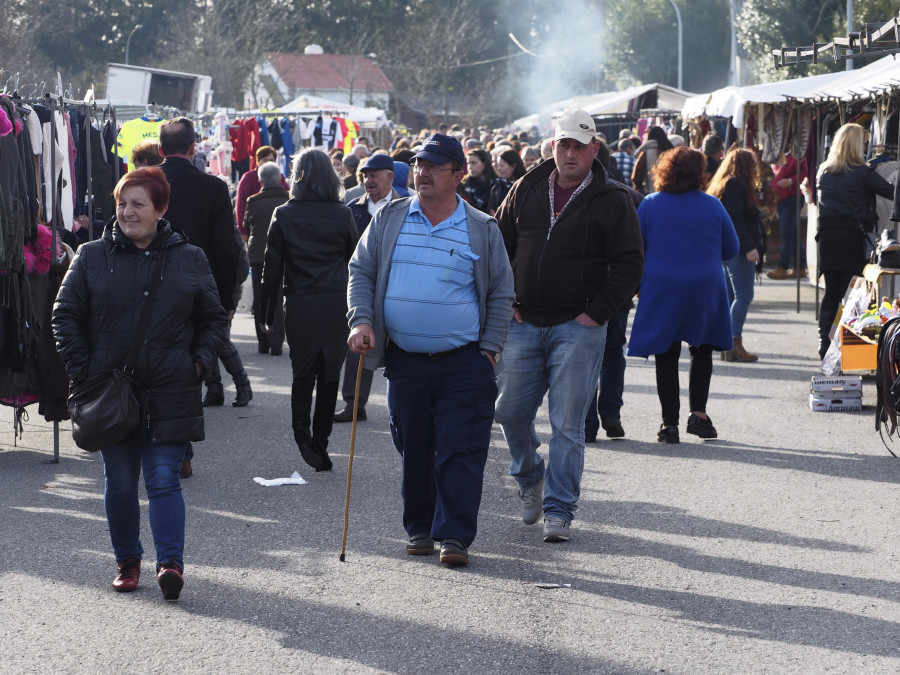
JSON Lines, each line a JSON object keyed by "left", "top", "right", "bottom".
{"left": 67, "top": 249, "right": 165, "bottom": 451}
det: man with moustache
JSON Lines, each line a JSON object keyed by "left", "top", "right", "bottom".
{"left": 346, "top": 133, "right": 514, "bottom": 567}
{"left": 494, "top": 108, "right": 644, "bottom": 543}
{"left": 334, "top": 153, "right": 401, "bottom": 423}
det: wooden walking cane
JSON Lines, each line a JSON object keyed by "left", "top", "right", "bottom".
{"left": 339, "top": 336, "right": 368, "bottom": 561}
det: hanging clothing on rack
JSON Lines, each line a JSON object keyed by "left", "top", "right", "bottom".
{"left": 116, "top": 115, "right": 163, "bottom": 172}
{"left": 280, "top": 117, "right": 294, "bottom": 177}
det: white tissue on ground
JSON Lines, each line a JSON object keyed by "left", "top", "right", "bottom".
{"left": 253, "top": 471, "right": 308, "bottom": 486}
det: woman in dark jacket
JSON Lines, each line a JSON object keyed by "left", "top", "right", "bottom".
{"left": 707, "top": 148, "right": 764, "bottom": 362}
{"left": 816, "top": 123, "right": 895, "bottom": 358}
{"left": 52, "top": 167, "right": 227, "bottom": 601}
{"left": 489, "top": 148, "right": 526, "bottom": 214}
{"left": 458, "top": 148, "right": 497, "bottom": 213}
{"left": 632, "top": 126, "right": 674, "bottom": 194}
{"left": 262, "top": 148, "right": 358, "bottom": 472}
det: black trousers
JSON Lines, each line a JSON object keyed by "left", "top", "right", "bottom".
{"left": 251, "top": 264, "right": 284, "bottom": 352}
{"left": 654, "top": 341, "right": 713, "bottom": 427}
{"left": 818, "top": 270, "right": 854, "bottom": 358}
{"left": 340, "top": 349, "right": 374, "bottom": 409}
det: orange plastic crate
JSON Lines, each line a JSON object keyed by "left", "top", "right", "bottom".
{"left": 839, "top": 324, "right": 877, "bottom": 374}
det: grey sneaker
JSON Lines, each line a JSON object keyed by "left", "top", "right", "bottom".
{"left": 518, "top": 477, "right": 544, "bottom": 525}
{"left": 543, "top": 516, "right": 571, "bottom": 542}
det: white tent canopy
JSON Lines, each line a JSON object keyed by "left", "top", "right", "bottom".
{"left": 511, "top": 83, "right": 694, "bottom": 133}
{"left": 682, "top": 54, "right": 900, "bottom": 126}
{"left": 280, "top": 93, "right": 389, "bottom": 127}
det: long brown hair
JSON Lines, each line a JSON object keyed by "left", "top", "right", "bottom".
{"left": 707, "top": 148, "right": 758, "bottom": 207}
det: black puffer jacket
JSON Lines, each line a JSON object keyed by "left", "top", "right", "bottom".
{"left": 496, "top": 158, "right": 644, "bottom": 327}
{"left": 52, "top": 220, "right": 227, "bottom": 444}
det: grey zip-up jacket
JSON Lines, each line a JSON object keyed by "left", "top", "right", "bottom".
{"left": 347, "top": 197, "right": 514, "bottom": 370}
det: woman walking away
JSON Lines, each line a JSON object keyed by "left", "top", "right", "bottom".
{"left": 708, "top": 148, "right": 765, "bottom": 362}
{"left": 632, "top": 126, "right": 674, "bottom": 194}
{"left": 627, "top": 147, "right": 739, "bottom": 443}
{"left": 815, "top": 123, "right": 895, "bottom": 358}
{"left": 262, "top": 148, "right": 358, "bottom": 472}
{"left": 52, "top": 167, "right": 227, "bottom": 600}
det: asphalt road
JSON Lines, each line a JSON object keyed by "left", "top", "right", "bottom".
{"left": 2, "top": 276, "right": 900, "bottom": 674}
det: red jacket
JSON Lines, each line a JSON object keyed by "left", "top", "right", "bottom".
{"left": 772, "top": 154, "right": 807, "bottom": 202}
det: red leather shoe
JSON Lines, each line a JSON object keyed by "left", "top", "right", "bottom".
{"left": 112, "top": 558, "right": 141, "bottom": 592}
{"left": 157, "top": 563, "right": 184, "bottom": 601}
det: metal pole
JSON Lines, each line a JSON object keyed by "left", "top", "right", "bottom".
{"left": 48, "top": 94, "right": 60, "bottom": 464}
{"left": 795, "top": 104, "right": 802, "bottom": 313}
{"left": 125, "top": 24, "right": 143, "bottom": 66}
{"left": 668, "top": 0, "right": 684, "bottom": 90}
{"left": 846, "top": 0, "right": 854, "bottom": 71}
{"left": 84, "top": 105, "right": 94, "bottom": 240}
{"left": 729, "top": 0, "right": 738, "bottom": 86}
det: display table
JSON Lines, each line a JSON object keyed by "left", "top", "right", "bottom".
{"left": 837, "top": 265, "right": 900, "bottom": 374}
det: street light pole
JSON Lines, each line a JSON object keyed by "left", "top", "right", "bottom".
{"left": 667, "top": 0, "right": 683, "bottom": 90}
{"left": 125, "top": 24, "right": 143, "bottom": 65}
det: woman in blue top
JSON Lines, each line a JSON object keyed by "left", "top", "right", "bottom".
{"left": 628, "top": 147, "right": 740, "bottom": 443}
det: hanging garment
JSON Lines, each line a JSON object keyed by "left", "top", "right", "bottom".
{"left": 257, "top": 115, "right": 270, "bottom": 147}
{"left": 339, "top": 118, "right": 359, "bottom": 154}
{"left": 268, "top": 118, "right": 282, "bottom": 150}
{"left": 116, "top": 116, "right": 163, "bottom": 172}
{"left": 280, "top": 117, "right": 294, "bottom": 177}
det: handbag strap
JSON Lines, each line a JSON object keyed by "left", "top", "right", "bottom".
{"left": 123, "top": 246, "right": 167, "bottom": 374}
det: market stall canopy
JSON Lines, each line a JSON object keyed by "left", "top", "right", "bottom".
{"left": 511, "top": 83, "right": 694, "bottom": 133}
{"left": 682, "top": 54, "right": 899, "bottom": 126}
{"left": 280, "top": 93, "right": 389, "bottom": 127}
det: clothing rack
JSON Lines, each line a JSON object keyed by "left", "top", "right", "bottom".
{"left": 2, "top": 77, "right": 120, "bottom": 462}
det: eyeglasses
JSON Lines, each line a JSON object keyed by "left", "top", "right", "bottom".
{"left": 412, "top": 161, "right": 455, "bottom": 175}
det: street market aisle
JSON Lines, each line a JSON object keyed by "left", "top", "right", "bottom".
{"left": 2, "top": 277, "right": 900, "bottom": 673}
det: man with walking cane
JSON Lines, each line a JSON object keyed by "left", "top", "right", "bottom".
{"left": 346, "top": 133, "right": 514, "bottom": 567}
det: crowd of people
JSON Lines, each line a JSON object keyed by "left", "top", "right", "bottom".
{"left": 50, "top": 107, "right": 896, "bottom": 599}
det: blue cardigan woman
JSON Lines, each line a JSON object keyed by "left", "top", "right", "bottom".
{"left": 628, "top": 147, "right": 739, "bottom": 443}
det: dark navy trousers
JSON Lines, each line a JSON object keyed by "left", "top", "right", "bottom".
{"left": 384, "top": 342, "right": 497, "bottom": 547}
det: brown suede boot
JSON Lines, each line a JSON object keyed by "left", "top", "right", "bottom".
{"left": 732, "top": 336, "right": 758, "bottom": 362}
{"left": 766, "top": 267, "right": 788, "bottom": 280}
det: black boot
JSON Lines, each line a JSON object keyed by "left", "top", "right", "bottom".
{"left": 232, "top": 383, "right": 253, "bottom": 407}
{"left": 311, "top": 437, "right": 332, "bottom": 472}
{"left": 293, "top": 422, "right": 325, "bottom": 470}
{"left": 202, "top": 388, "right": 224, "bottom": 407}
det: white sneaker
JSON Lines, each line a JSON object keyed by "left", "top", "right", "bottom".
{"left": 518, "top": 477, "right": 544, "bottom": 525}
{"left": 543, "top": 516, "right": 570, "bottom": 542}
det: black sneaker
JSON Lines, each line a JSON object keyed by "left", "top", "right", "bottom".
{"left": 657, "top": 424, "right": 679, "bottom": 444}
{"left": 406, "top": 534, "right": 435, "bottom": 556}
{"left": 686, "top": 413, "right": 717, "bottom": 439}
{"left": 601, "top": 418, "right": 625, "bottom": 438}
{"left": 439, "top": 539, "right": 468, "bottom": 566}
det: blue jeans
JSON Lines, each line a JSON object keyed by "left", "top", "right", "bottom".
{"left": 495, "top": 319, "right": 607, "bottom": 523}
{"left": 723, "top": 253, "right": 755, "bottom": 337}
{"left": 100, "top": 430, "right": 188, "bottom": 570}
{"left": 777, "top": 197, "right": 806, "bottom": 269}
{"left": 384, "top": 343, "right": 497, "bottom": 547}
{"left": 585, "top": 304, "right": 630, "bottom": 437}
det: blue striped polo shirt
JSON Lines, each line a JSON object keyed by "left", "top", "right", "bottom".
{"left": 383, "top": 196, "right": 481, "bottom": 353}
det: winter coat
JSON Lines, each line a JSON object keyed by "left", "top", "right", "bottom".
{"left": 816, "top": 164, "right": 894, "bottom": 273}
{"left": 244, "top": 186, "right": 290, "bottom": 265}
{"left": 52, "top": 220, "right": 227, "bottom": 444}
{"left": 495, "top": 157, "right": 644, "bottom": 327}
{"left": 627, "top": 190, "right": 739, "bottom": 357}
{"left": 719, "top": 178, "right": 764, "bottom": 256}
{"left": 159, "top": 156, "right": 240, "bottom": 311}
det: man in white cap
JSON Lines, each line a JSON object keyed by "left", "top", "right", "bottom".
{"left": 494, "top": 108, "right": 644, "bottom": 543}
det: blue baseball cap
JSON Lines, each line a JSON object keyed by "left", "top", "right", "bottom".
{"left": 412, "top": 133, "right": 466, "bottom": 168}
{"left": 360, "top": 153, "right": 394, "bottom": 172}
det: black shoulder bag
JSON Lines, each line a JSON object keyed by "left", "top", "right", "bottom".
{"left": 67, "top": 249, "right": 166, "bottom": 451}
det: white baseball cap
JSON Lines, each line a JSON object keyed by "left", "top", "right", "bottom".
{"left": 553, "top": 108, "right": 596, "bottom": 145}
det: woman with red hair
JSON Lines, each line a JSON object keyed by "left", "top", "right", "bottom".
{"left": 627, "top": 147, "right": 739, "bottom": 443}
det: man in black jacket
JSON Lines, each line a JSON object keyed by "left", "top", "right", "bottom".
{"left": 158, "top": 118, "right": 250, "bottom": 474}
{"left": 494, "top": 108, "right": 643, "bottom": 544}
{"left": 334, "top": 153, "right": 400, "bottom": 423}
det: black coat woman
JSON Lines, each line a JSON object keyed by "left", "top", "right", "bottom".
{"left": 815, "top": 123, "right": 894, "bottom": 358}
{"left": 262, "top": 148, "right": 359, "bottom": 471}
{"left": 52, "top": 167, "right": 227, "bottom": 600}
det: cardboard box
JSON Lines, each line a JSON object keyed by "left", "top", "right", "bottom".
{"left": 839, "top": 324, "right": 877, "bottom": 374}
{"left": 809, "top": 393, "right": 863, "bottom": 412}
{"left": 810, "top": 375, "right": 863, "bottom": 393}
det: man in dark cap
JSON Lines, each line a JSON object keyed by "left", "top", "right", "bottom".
{"left": 346, "top": 133, "right": 514, "bottom": 567}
